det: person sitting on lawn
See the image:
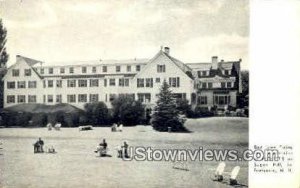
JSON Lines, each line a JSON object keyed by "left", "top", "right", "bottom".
{"left": 95, "top": 139, "right": 108, "bottom": 157}
{"left": 118, "top": 141, "right": 129, "bottom": 158}
{"left": 34, "top": 138, "right": 44, "bottom": 153}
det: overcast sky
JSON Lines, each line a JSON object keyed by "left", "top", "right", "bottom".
{"left": 0, "top": 0, "right": 249, "bottom": 69}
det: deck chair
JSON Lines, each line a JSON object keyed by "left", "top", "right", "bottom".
{"left": 212, "top": 162, "right": 226, "bottom": 181}
{"left": 228, "top": 166, "right": 240, "bottom": 185}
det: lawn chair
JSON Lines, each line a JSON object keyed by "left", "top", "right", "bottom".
{"left": 228, "top": 166, "right": 240, "bottom": 185}
{"left": 54, "top": 123, "right": 61, "bottom": 131}
{"left": 211, "top": 162, "right": 226, "bottom": 181}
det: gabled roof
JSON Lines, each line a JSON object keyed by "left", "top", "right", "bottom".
{"left": 18, "top": 55, "right": 44, "bottom": 66}
{"left": 164, "top": 53, "right": 192, "bottom": 73}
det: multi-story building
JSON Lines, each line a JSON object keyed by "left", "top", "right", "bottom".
{"left": 2, "top": 47, "right": 242, "bottom": 110}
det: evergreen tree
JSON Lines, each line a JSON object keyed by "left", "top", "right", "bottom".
{"left": 0, "top": 19, "right": 9, "bottom": 108}
{"left": 151, "top": 80, "right": 188, "bottom": 132}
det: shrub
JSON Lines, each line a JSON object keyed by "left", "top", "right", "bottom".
{"left": 111, "top": 96, "right": 145, "bottom": 126}
{"left": 31, "top": 113, "right": 48, "bottom": 127}
{"left": 176, "top": 99, "right": 193, "bottom": 117}
{"left": 194, "top": 106, "right": 214, "bottom": 118}
{"left": 84, "top": 102, "right": 110, "bottom": 126}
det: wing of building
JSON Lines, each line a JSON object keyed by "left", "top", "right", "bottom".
{"left": 2, "top": 47, "right": 242, "bottom": 110}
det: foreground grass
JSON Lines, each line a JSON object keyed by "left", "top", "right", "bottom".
{"left": 0, "top": 117, "right": 248, "bottom": 188}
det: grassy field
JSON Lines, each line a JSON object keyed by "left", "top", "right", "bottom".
{"left": 0, "top": 117, "right": 248, "bottom": 188}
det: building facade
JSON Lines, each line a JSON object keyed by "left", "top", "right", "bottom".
{"left": 2, "top": 47, "right": 242, "bottom": 110}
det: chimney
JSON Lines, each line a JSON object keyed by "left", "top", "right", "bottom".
{"left": 212, "top": 56, "right": 218, "bottom": 69}
{"left": 164, "top": 47, "right": 170, "bottom": 55}
{"left": 16, "top": 55, "right": 22, "bottom": 62}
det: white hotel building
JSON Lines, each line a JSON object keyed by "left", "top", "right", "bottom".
{"left": 2, "top": 47, "right": 242, "bottom": 110}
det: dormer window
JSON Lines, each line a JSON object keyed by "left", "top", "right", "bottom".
{"left": 69, "top": 67, "right": 74, "bottom": 74}
{"left": 40, "top": 68, "right": 44, "bottom": 74}
{"left": 227, "top": 82, "right": 232, "bottom": 88}
{"left": 127, "top": 65, "right": 131, "bottom": 72}
{"left": 102, "top": 66, "right": 107, "bottom": 72}
{"left": 202, "top": 71, "right": 207, "bottom": 76}
{"left": 48, "top": 68, "right": 53, "bottom": 74}
{"left": 60, "top": 68, "right": 65, "bottom": 74}
{"left": 202, "top": 82, "right": 207, "bottom": 89}
{"left": 225, "top": 70, "right": 229, "bottom": 75}
{"left": 116, "top": 66, "right": 121, "bottom": 72}
{"left": 82, "top": 67, "right": 87, "bottom": 73}
{"left": 136, "top": 65, "right": 141, "bottom": 72}
{"left": 92, "top": 67, "right": 97, "bottom": 73}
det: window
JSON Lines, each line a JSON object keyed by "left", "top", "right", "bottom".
{"left": 155, "top": 78, "right": 160, "bottom": 83}
{"left": 102, "top": 66, "right": 107, "bottom": 72}
{"left": 43, "top": 80, "right": 46, "bottom": 88}
{"left": 214, "top": 95, "right": 231, "bottom": 105}
{"left": 104, "top": 79, "right": 107, "bottom": 87}
{"left": 67, "top": 95, "right": 76, "bottom": 103}
{"left": 7, "top": 82, "right": 15, "bottom": 89}
{"left": 78, "top": 80, "right": 87, "bottom": 87}
{"left": 78, "top": 94, "right": 87, "bottom": 102}
{"left": 28, "top": 95, "right": 36, "bottom": 103}
{"left": 67, "top": 80, "right": 76, "bottom": 87}
{"left": 137, "top": 78, "right": 144, "bottom": 87}
{"left": 202, "top": 82, "right": 207, "bottom": 89}
{"left": 7, "top": 95, "right": 15, "bottom": 103}
{"left": 56, "top": 95, "right": 62, "bottom": 103}
{"left": 127, "top": 65, "right": 131, "bottom": 72}
{"left": 56, "top": 80, "right": 62, "bottom": 88}
{"left": 199, "top": 96, "right": 207, "bottom": 105}
{"left": 40, "top": 68, "right": 44, "bottom": 74}
{"left": 116, "top": 66, "right": 121, "bottom": 72}
{"left": 90, "top": 79, "right": 99, "bottom": 87}
{"left": 48, "top": 68, "right": 53, "bottom": 74}
{"left": 17, "top": 81, "right": 26, "bottom": 88}
{"left": 224, "top": 70, "right": 229, "bottom": 75}
{"left": 28, "top": 81, "right": 37, "bottom": 88}
{"left": 109, "top": 94, "right": 117, "bottom": 102}
{"left": 157, "top": 65, "right": 166, "bottom": 73}
{"left": 202, "top": 71, "right": 207, "bottom": 76}
{"left": 137, "top": 93, "right": 151, "bottom": 103}
{"left": 89, "top": 94, "right": 99, "bottom": 102}
{"left": 17, "top": 95, "right": 26, "bottom": 103}
{"left": 227, "top": 82, "right": 232, "bottom": 88}
{"left": 24, "top": 69, "right": 31, "bottom": 76}
{"left": 48, "top": 95, "right": 53, "bottom": 103}
{"left": 82, "top": 67, "right": 87, "bottom": 73}
{"left": 69, "top": 67, "right": 74, "bottom": 74}
{"left": 169, "top": 77, "right": 180, "bottom": 87}
{"left": 60, "top": 68, "right": 65, "bottom": 74}
{"left": 92, "top": 67, "right": 97, "bottom": 73}
{"left": 12, "top": 69, "right": 19, "bottom": 77}
{"left": 109, "top": 79, "right": 116, "bottom": 86}
{"left": 136, "top": 65, "right": 141, "bottom": 72}
{"left": 119, "top": 78, "right": 129, "bottom": 87}
{"left": 146, "top": 78, "right": 153, "bottom": 88}
{"left": 48, "top": 80, "right": 53, "bottom": 88}
{"left": 124, "top": 78, "right": 129, "bottom": 87}
{"left": 221, "top": 82, "right": 226, "bottom": 88}
{"left": 208, "top": 82, "right": 213, "bottom": 89}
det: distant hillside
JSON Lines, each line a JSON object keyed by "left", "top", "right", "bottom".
{"left": 3, "top": 103, "right": 84, "bottom": 113}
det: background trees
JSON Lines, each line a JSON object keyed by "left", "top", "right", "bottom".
{"left": 151, "top": 80, "right": 188, "bottom": 132}
{"left": 0, "top": 19, "right": 9, "bottom": 108}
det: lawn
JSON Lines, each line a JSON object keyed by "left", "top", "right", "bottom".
{"left": 0, "top": 117, "right": 248, "bottom": 188}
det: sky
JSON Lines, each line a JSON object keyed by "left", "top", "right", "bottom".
{"left": 0, "top": 0, "right": 249, "bottom": 69}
